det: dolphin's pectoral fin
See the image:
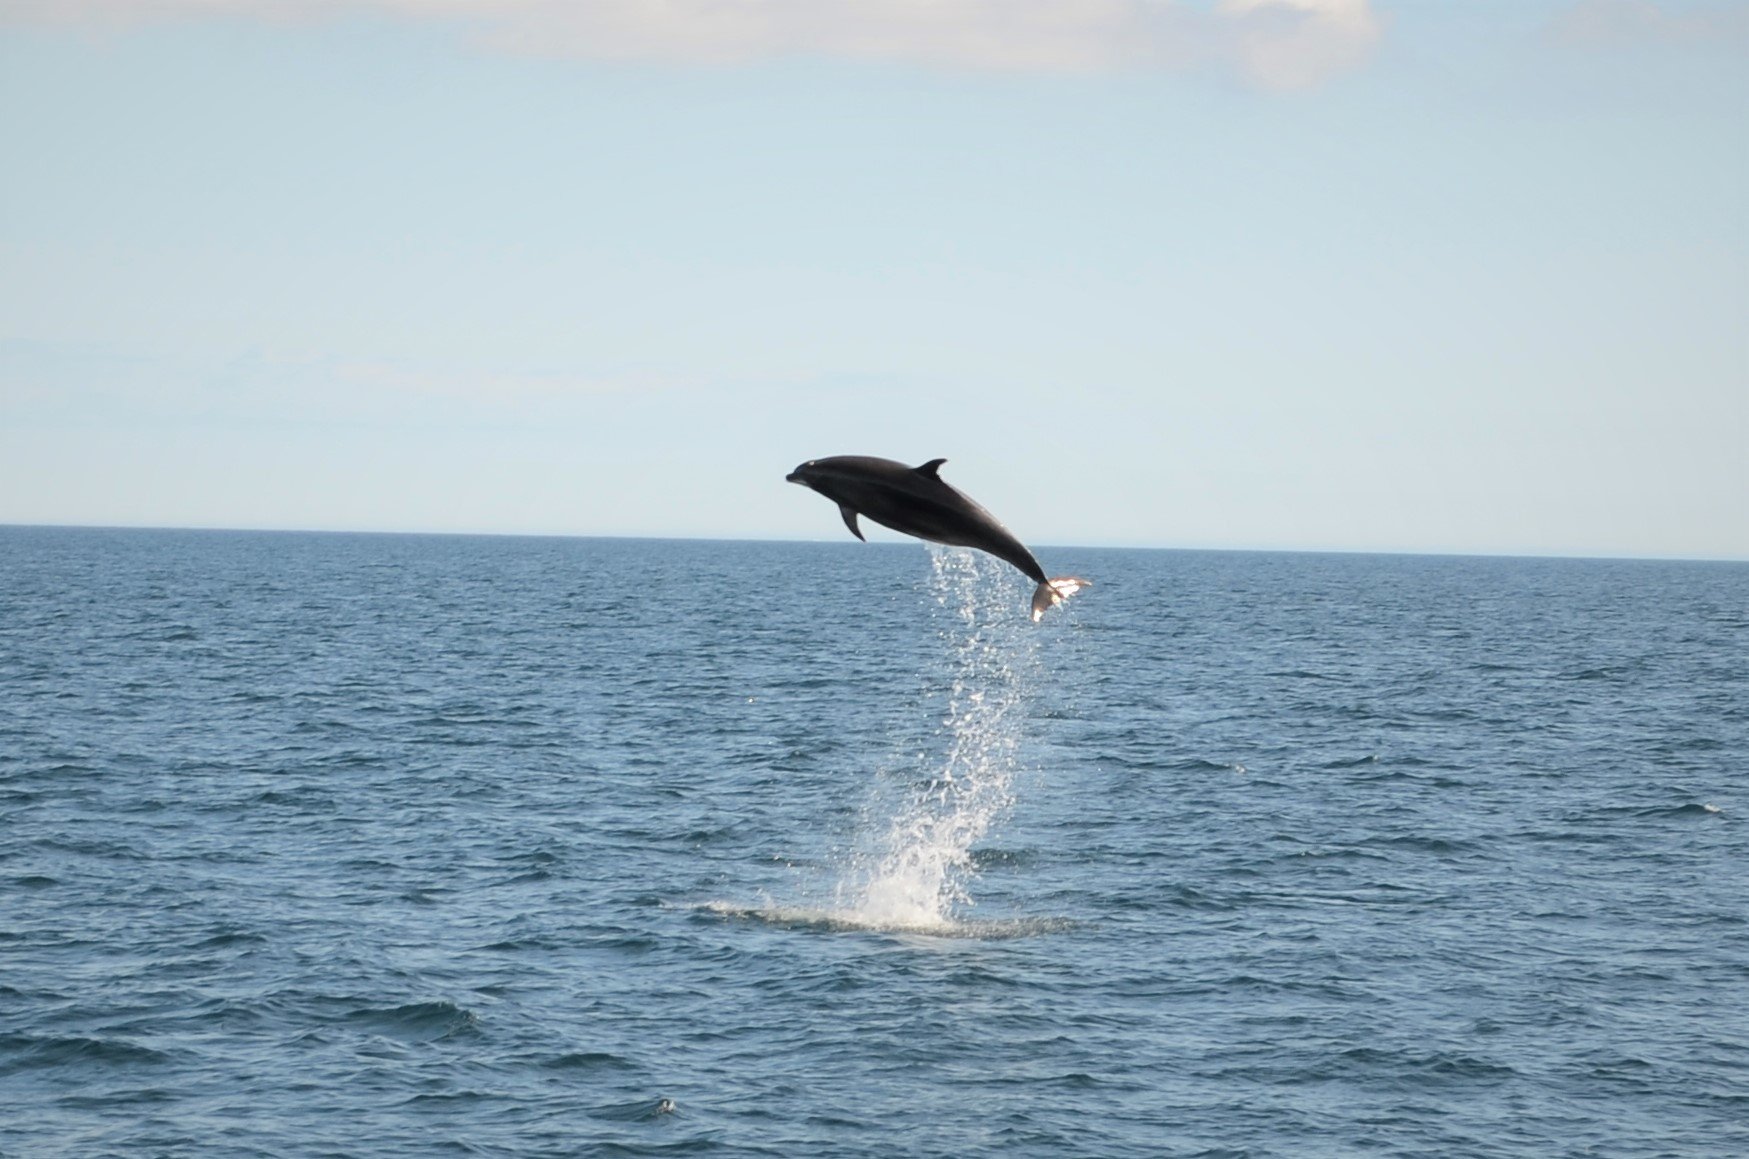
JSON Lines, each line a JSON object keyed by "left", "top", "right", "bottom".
{"left": 838, "top": 504, "right": 866, "bottom": 542}
{"left": 914, "top": 458, "right": 948, "bottom": 479}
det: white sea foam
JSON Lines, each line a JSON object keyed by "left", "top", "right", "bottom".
{"left": 830, "top": 546, "right": 1040, "bottom": 931}
{"left": 695, "top": 546, "right": 1054, "bottom": 937}
{"left": 694, "top": 898, "right": 1068, "bottom": 940}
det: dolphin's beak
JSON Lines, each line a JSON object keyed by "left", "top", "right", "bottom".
{"left": 785, "top": 471, "right": 805, "bottom": 485}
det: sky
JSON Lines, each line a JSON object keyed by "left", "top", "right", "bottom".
{"left": 1, "top": 0, "right": 1744, "bottom": 558}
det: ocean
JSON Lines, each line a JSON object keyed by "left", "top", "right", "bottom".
{"left": 1, "top": 527, "right": 1744, "bottom": 1157}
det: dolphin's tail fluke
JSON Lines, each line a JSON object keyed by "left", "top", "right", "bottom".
{"left": 1031, "top": 577, "right": 1091, "bottom": 622}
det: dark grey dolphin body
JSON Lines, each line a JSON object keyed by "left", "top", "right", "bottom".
{"left": 787, "top": 455, "right": 1089, "bottom": 620}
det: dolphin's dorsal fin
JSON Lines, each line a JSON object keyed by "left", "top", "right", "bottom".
{"left": 915, "top": 458, "right": 948, "bottom": 479}
{"left": 838, "top": 504, "right": 866, "bottom": 542}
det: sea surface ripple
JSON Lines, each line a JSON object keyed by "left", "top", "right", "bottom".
{"left": 1, "top": 528, "right": 1745, "bottom": 1157}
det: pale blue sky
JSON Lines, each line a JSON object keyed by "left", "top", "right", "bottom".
{"left": 2, "top": 1, "right": 1744, "bottom": 558}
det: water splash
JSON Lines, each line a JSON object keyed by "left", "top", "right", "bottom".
{"left": 834, "top": 546, "right": 1041, "bottom": 931}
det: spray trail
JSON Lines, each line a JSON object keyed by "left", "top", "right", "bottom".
{"left": 838, "top": 546, "right": 1041, "bottom": 930}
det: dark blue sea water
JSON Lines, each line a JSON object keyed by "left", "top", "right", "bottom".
{"left": 2, "top": 527, "right": 1745, "bottom": 1158}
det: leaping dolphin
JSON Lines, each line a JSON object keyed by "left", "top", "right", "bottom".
{"left": 786, "top": 455, "right": 1090, "bottom": 621}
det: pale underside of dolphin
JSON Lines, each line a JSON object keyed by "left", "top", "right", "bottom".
{"left": 786, "top": 455, "right": 1090, "bottom": 621}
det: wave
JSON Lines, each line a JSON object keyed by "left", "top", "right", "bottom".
{"left": 1360, "top": 834, "right": 1480, "bottom": 855}
{"left": 694, "top": 899, "right": 1072, "bottom": 940}
{"left": 1569, "top": 802, "right": 1725, "bottom": 822}
{"left": 589, "top": 1096, "right": 680, "bottom": 1123}
{"left": 188, "top": 929, "right": 268, "bottom": 950}
{"left": 1166, "top": 757, "right": 1246, "bottom": 772}
{"left": 542, "top": 1051, "right": 635, "bottom": 1072}
{"left": 1626, "top": 802, "right": 1724, "bottom": 819}
{"left": 0, "top": 1033, "right": 171, "bottom": 1075}
{"left": 340, "top": 1001, "right": 480, "bottom": 1040}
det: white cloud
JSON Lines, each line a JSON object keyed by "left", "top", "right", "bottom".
{"left": 1548, "top": 0, "right": 1749, "bottom": 50}
{"left": 1217, "top": 0, "right": 1382, "bottom": 90}
{"left": 0, "top": 0, "right": 1383, "bottom": 88}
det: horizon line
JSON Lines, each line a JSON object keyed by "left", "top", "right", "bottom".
{"left": 3, "top": 520, "right": 1744, "bottom": 566}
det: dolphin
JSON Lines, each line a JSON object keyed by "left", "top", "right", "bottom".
{"left": 786, "top": 455, "right": 1089, "bottom": 621}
